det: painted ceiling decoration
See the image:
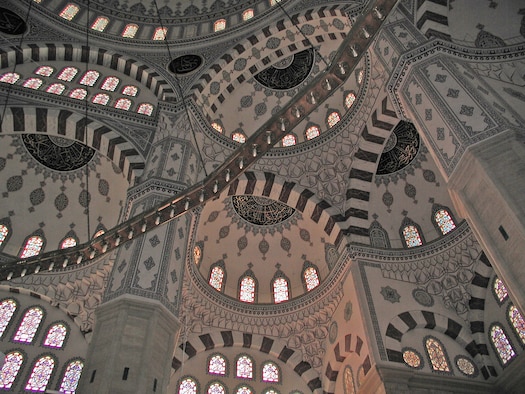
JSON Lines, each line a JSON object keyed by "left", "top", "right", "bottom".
{"left": 376, "top": 120, "right": 420, "bottom": 175}
{"left": 231, "top": 195, "right": 296, "bottom": 226}
{"left": 254, "top": 49, "right": 315, "bottom": 90}
{"left": 0, "top": 7, "right": 27, "bottom": 35}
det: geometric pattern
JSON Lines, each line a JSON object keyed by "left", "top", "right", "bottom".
{"left": 415, "top": 0, "right": 451, "bottom": 41}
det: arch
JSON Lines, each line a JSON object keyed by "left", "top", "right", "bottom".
{"left": 507, "top": 304, "right": 525, "bottom": 345}
{"left": 59, "top": 230, "right": 78, "bottom": 249}
{"left": 42, "top": 321, "right": 69, "bottom": 348}
{"left": 271, "top": 269, "right": 290, "bottom": 303}
{"left": 59, "top": 4, "right": 80, "bottom": 21}
{"left": 207, "top": 353, "right": 228, "bottom": 376}
{"left": 235, "top": 354, "right": 254, "bottom": 379}
{"left": 0, "top": 350, "right": 24, "bottom": 389}
{"left": 302, "top": 261, "right": 320, "bottom": 292}
{"left": 493, "top": 276, "right": 509, "bottom": 304}
{"left": 177, "top": 375, "right": 198, "bottom": 393}
{"left": 326, "top": 110, "right": 341, "bottom": 128}
{"left": 489, "top": 324, "right": 516, "bottom": 366}
{"left": 25, "top": 354, "right": 56, "bottom": 392}
{"left": 19, "top": 230, "right": 46, "bottom": 259}
{"left": 206, "top": 380, "right": 226, "bottom": 394}
{"left": 121, "top": 24, "right": 139, "bottom": 38}
{"left": 13, "top": 306, "right": 45, "bottom": 343}
{"left": 369, "top": 220, "right": 390, "bottom": 248}
{"left": 342, "top": 365, "right": 355, "bottom": 394}
{"left": 239, "top": 273, "right": 257, "bottom": 303}
{"left": 424, "top": 336, "right": 452, "bottom": 373}
{"left": 431, "top": 204, "right": 457, "bottom": 236}
{"left": 235, "top": 383, "right": 254, "bottom": 394}
{"left": 262, "top": 361, "right": 280, "bottom": 382}
{"left": 58, "top": 358, "right": 84, "bottom": 394}
{"left": 0, "top": 218, "right": 12, "bottom": 252}
{"left": 91, "top": 16, "right": 109, "bottom": 32}
{"left": 399, "top": 217, "right": 424, "bottom": 248}
{"left": 214, "top": 19, "right": 227, "bottom": 32}
{"left": 281, "top": 133, "right": 297, "bottom": 147}
{"left": 208, "top": 260, "right": 226, "bottom": 292}
{"left": 0, "top": 298, "right": 18, "bottom": 338}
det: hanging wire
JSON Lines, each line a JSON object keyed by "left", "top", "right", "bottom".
{"left": 83, "top": 0, "right": 92, "bottom": 239}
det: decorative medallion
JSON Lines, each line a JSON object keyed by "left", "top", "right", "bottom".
{"left": 168, "top": 55, "right": 203, "bottom": 75}
{"left": 380, "top": 286, "right": 400, "bottom": 303}
{"left": 22, "top": 134, "right": 95, "bottom": 171}
{"left": 329, "top": 321, "right": 338, "bottom": 344}
{"left": 254, "top": 49, "right": 315, "bottom": 90}
{"left": 231, "top": 195, "right": 295, "bottom": 226}
{"left": 412, "top": 288, "right": 434, "bottom": 307}
{"left": 0, "top": 8, "right": 27, "bottom": 35}
{"left": 376, "top": 121, "right": 420, "bottom": 175}
{"left": 344, "top": 301, "right": 353, "bottom": 322}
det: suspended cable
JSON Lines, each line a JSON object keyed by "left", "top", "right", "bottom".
{"left": 83, "top": 0, "right": 92, "bottom": 240}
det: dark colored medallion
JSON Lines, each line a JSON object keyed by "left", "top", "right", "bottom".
{"left": 169, "top": 55, "right": 203, "bottom": 74}
{"left": 0, "top": 8, "right": 27, "bottom": 35}
{"left": 254, "top": 49, "right": 315, "bottom": 90}
{"left": 377, "top": 121, "right": 420, "bottom": 175}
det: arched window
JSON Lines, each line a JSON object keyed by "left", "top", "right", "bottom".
{"left": 208, "top": 354, "right": 226, "bottom": 375}
{"left": 369, "top": 220, "right": 391, "bottom": 248}
{"left": 282, "top": 134, "right": 296, "bottom": 147}
{"left": 0, "top": 224, "right": 9, "bottom": 248}
{"left": 211, "top": 122, "right": 223, "bottom": 133}
{"left": 327, "top": 111, "right": 341, "bottom": 127}
{"left": 34, "top": 66, "right": 54, "bottom": 77}
{"left": 490, "top": 324, "right": 516, "bottom": 365}
{"left": 344, "top": 92, "right": 356, "bottom": 109}
{"left": 425, "top": 337, "right": 450, "bottom": 372}
{"left": 209, "top": 263, "right": 225, "bottom": 292}
{"left": 236, "top": 386, "right": 253, "bottom": 394}
{"left": 58, "top": 67, "right": 79, "bottom": 82}
{"left": 434, "top": 208, "right": 456, "bottom": 235}
{"left": 122, "top": 24, "right": 139, "bottom": 38}
{"left": 25, "top": 356, "right": 55, "bottom": 392}
{"left": 232, "top": 132, "right": 246, "bottom": 143}
{"left": 60, "top": 237, "right": 77, "bottom": 249}
{"left": 79, "top": 70, "right": 100, "bottom": 86}
{"left": 122, "top": 85, "right": 139, "bottom": 96}
{"left": 59, "top": 4, "right": 80, "bottom": 21}
{"left": 357, "top": 69, "right": 364, "bottom": 84}
{"left": 59, "top": 360, "right": 83, "bottom": 394}
{"left": 152, "top": 27, "right": 167, "bottom": 40}
{"left": 20, "top": 235, "right": 44, "bottom": 258}
{"left": 69, "top": 88, "right": 87, "bottom": 100}
{"left": 0, "top": 351, "right": 24, "bottom": 389}
{"left": 270, "top": 0, "right": 282, "bottom": 5}
{"left": 402, "top": 224, "right": 423, "bottom": 248}
{"left": 14, "top": 307, "right": 44, "bottom": 343}
{"left": 343, "top": 366, "right": 355, "bottom": 394}
{"left": 178, "top": 376, "right": 197, "bottom": 394}
{"left": 242, "top": 9, "right": 254, "bottom": 21}
{"left": 508, "top": 305, "right": 525, "bottom": 345}
{"left": 207, "top": 382, "right": 226, "bottom": 394}
{"left": 92, "top": 93, "right": 110, "bottom": 105}
{"left": 115, "top": 98, "right": 132, "bottom": 111}
{"left": 239, "top": 276, "right": 256, "bottom": 303}
{"left": 43, "top": 323, "right": 67, "bottom": 348}
{"left": 101, "top": 76, "right": 120, "bottom": 91}
{"left": 137, "top": 103, "right": 154, "bottom": 116}
{"left": 263, "top": 390, "right": 279, "bottom": 394}
{"left": 0, "top": 72, "right": 20, "bottom": 84}
{"left": 0, "top": 299, "right": 17, "bottom": 337}
{"left": 214, "top": 19, "right": 226, "bottom": 32}
{"left": 305, "top": 125, "right": 320, "bottom": 140}
{"left": 262, "top": 362, "right": 279, "bottom": 382}
{"left": 23, "top": 78, "right": 43, "bottom": 90}
{"left": 493, "top": 277, "right": 508, "bottom": 303}
{"left": 93, "top": 229, "right": 105, "bottom": 239}
{"left": 303, "top": 264, "right": 320, "bottom": 292}
{"left": 236, "top": 355, "right": 253, "bottom": 379}
{"left": 91, "top": 16, "right": 109, "bottom": 32}
{"left": 272, "top": 277, "right": 289, "bottom": 303}
{"left": 46, "top": 83, "right": 66, "bottom": 95}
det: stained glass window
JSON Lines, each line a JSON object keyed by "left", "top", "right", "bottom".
{"left": 0, "top": 299, "right": 17, "bottom": 337}
{"left": 25, "top": 356, "right": 55, "bottom": 392}
{"left": 23, "top": 78, "right": 43, "bottom": 90}
{"left": 34, "top": 66, "right": 54, "bottom": 77}
{"left": 327, "top": 111, "right": 341, "bottom": 127}
{"left": 403, "top": 350, "right": 421, "bottom": 368}
{"left": 490, "top": 325, "right": 515, "bottom": 364}
{"left": 209, "top": 266, "right": 224, "bottom": 292}
{"left": 92, "top": 93, "right": 110, "bottom": 105}
{"left": 60, "top": 237, "right": 77, "bottom": 249}
{"left": 43, "top": 323, "right": 67, "bottom": 348}
{"left": 14, "top": 307, "right": 43, "bottom": 343}
{"left": 343, "top": 366, "right": 355, "bottom": 394}
{"left": 69, "top": 88, "right": 87, "bottom": 100}
{"left": 270, "top": 0, "right": 282, "bottom": 5}
{"left": 357, "top": 69, "right": 364, "bottom": 84}
{"left": 304, "top": 267, "right": 320, "bottom": 291}
{"left": 152, "top": 27, "right": 167, "bottom": 40}
{"left": 115, "top": 98, "right": 132, "bottom": 111}
{"left": 425, "top": 337, "right": 450, "bottom": 372}
{"left": 211, "top": 122, "right": 223, "bottom": 133}
{"left": 122, "top": 85, "right": 138, "bottom": 96}
{"left": 242, "top": 9, "right": 254, "bottom": 21}
{"left": 434, "top": 209, "right": 456, "bottom": 235}
{"left": 0, "top": 72, "right": 20, "bottom": 84}
{"left": 91, "top": 17, "right": 109, "bottom": 32}
{"left": 79, "top": 70, "right": 100, "bottom": 87}
{"left": 264, "top": 390, "right": 279, "bottom": 394}
{"left": 403, "top": 225, "right": 423, "bottom": 248}
{"left": 345, "top": 92, "right": 356, "bottom": 109}
{"left": 236, "top": 356, "right": 253, "bottom": 379}
{"left": 0, "top": 224, "right": 9, "bottom": 247}
{"left": 57, "top": 67, "right": 79, "bottom": 82}
{"left": 494, "top": 277, "right": 508, "bottom": 303}
{"left": 262, "top": 362, "right": 279, "bottom": 382}
{"left": 208, "top": 354, "right": 226, "bottom": 375}
{"left": 93, "top": 229, "right": 105, "bottom": 239}
{"left": 509, "top": 305, "right": 525, "bottom": 344}
{"left": 232, "top": 132, "right": 246, "bottom": 143}
{"left": 137, "top": 103, "right": 154, "bottom": 116}
{"left": 59, "top": 360, "right": 83, "bottom": 394}
{"left": 305, "top": 126, "right": 320, "bottom": 140}
{"left": 282, "top": 134, "right": 296, "bottom": 147}
{"left": 214, "top": 19, "right": 226, "bottom": 32}
{"left": 122, "top": 24, "right": 139, "bottom": 38}
{"left": 178, "top": 377, "right": 197, "bottom": 394}
{"left": 236, "top": 386, "right": 253, "bottom": 394}
{"left": 239, "top": 277, "right": 256, "bottom": 303}
{"left": 59, "top": 4, "right": 80, "bottom": 21}
{"left": 46, "top": 83, "right": 66, "bottom": 95}
{"left": 20, "top": 236, "right": 44, "bottom": 258}
{"left": 100, "top": 76, "right": 119, "bottom": 92}
{"left": 0, "top": 351, "right": 23, "bottom": 389}
{"left": 208, "top": 382, "right": 226, "bottom": 394}
{"left": 273, "top": 278, "right": 289, "bottom": 304}
{"left": 456, "top": 357, "right": 475, "bottom": 376}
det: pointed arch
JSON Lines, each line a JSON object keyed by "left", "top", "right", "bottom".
{"left": 302, "top": 261, "right": 320, "bottom": 292}
{"left": 399, "top": 217, "right": 424, "bottom": 248}
{"left": 489, "top": 324, "right": 516, "bottom": 366}
{"left": 209, "top": 260, "right": 226, "bottom": 292}
{"left": 42, "top": 322, "right": 69, "bottom": 348}
{"left": 59, "top": 359, "right": 84, "bottom": 394}
{"left": 59, "top": 231, "right": 78, "bottom": 249}
{"left": 262, "top": 361, "right": 280, "bottom": 382}
{"left": 19, "top": 230, "right": 46, "bottom": 259}
{"left": 271, "top": 270, "right": 290, "bottom": 303}
{"left": 0, "top": 350, "right": 24, "bottom": 389}
{"left": 25, "top": 355, "right": 56, "bottom": 392}
{"left": 431, "top": 204, "right": 456, "bottom": 235}
{"left": 235, "top": 354, "right": 254, "bottom": 379}
{"left": 13, "top": 306, "right": 45, "bottom": 343}
{"left": 0, "top": 298, "right": 18, "bottom": 338}
{"left": 239, "top": 267, "right": 258, "bottom": 303}
{"left": 178, "top": 376, "right": 198, "bottom": 393}
{"left": 424, "top": 336, "right": 451, "bottom": 373}
{"left": 507, "top": 305, "right": 525, "bottom": 345}
{"left": 369, "top": 220, "right": 391, "bottom": 248}
{"left": 207, "top": 353, "right": 227, "bottom": 376}
{"left": 0, "top": 218, "right": 12, "bottom": 252}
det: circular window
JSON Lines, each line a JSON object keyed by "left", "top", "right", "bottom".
{"left": 402, "top": 349, "right": 422, "bottom": 369}
{"left": 455, "top": 356, "right": 477, "bottom": 376}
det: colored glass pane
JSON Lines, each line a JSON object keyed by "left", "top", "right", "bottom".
{"left": 425, "top": 338, "right": 449, "bottom": 372}
{"left": 236, "top": 386, "right": 252, "bottom": 394}
{"left": 91, "top": 17, "right": 109, "bottom": 32}
{"left": 20, "top": 236, "right": 44, "bottom": 258}
{"left": 208, "top": 382, "right": 226, "bottom": 394}
{"left": 236, "top": 356, "right": 253, "bottom": 379}
{"left": 273, "top": 278, "right": 289, "bottom": 303}
{"left": 0, "top": 299, "right": 17, "bottom": 337}
{"left": 57, "top": 67, "right": 79, "bottom": 82}
{"left": 509, "top": 305, "right": 525, "bottom": 344}
{"left": 122, "top": 85, "right": 138, "bottom": 96}
{"left": 122, "top": 24, "right": 138, "bottom": 38}
{"left": 242, "top": 9, "right": 254, "bottom": 21}
{"left": 153, "top": 27, "right": 167, "bottom": 40}
{"left": 14, "top": 307, "right": 43, "bottom": 343}
{"left": 232, "top": 132, "right": 246, "bottom": 143}
{"left": 490, "top": 325, "right": 515, "bottom": 364}
{"left": 211, "top": 122, "right": 223, "bottom": 133}
{"left": 327, "top": 111, "right": 341, "bottom": 127}
{"left": 304, "top": 267, "right": 320, "bottom": 291}
{"left": 208, "top": 354, "right": 226, "bottom": 375}
{"left": 0, "top": 224, "right": 8, "bottom": 247}
{"left": 43, "top": 323, "right": 67, "bottom": 348}
{"left": 264, "top": 390, "right": 279, "bottom": 394}
{"left": 34, "top": 66, "right": 54, "bottom": 77}
{"left": 270, "top": 0, "right": 282, "bottom": 5}
{"left": 239, "top": 277, "right": 255, "bottom": 303}
{"left": 345, "top": 92, "right": 356, "bottom": 109}
{"left": 403, "top": 225, "right": 422, "bottom": 247}
{"left": 262, "top": 362, "right": 279, "bottom": 382}
{"left": 435, "top": 209, "right": 456, "bottom": 235}
{"left": 59, "top": 360, "right": 83, "bottom": 394}
{"left": 69, "top": 88, "right": 87, "bottom": 100}
{"left": 115, "top": 98, "right": 132, "bottom": 110}
{"left": 137, "top": 103, "right": 154, "bottom": 116}
{"left": 357, "top": 69, "right": 364, "bottom": 84}
{"left": 79, "top": 70, "right": 100, "bottom": 87}
{"left": 178, "top": 377, "right": 197, "bottom": 394}
{"left": 60, "top": 237, "right": 77, "bottom": 249}
{"left": 402, "top": 350, "right": 421, "bottom": 368}
{"left": 59, "top": 4, "right": 79, "bottom": 21}
{"left": 93, "top": 230, "right": 105, "bottom": 238}
{"left": 0, "top": 73, "right": 20, "bottom": 84}
{"left": 46, "top": 83, "right": 66, "bottom": 95}
{"left": 25, "top": 356, "right": 54, "bottom": 392}
{"left": 343, "top": 366, "right": 355, "bottom": 394}
{"left": 0, "top": 351, "right": 23, "bottom": 389}
{"left": 101, "top": 76, "right": 120, "bottom": 91}
{"left": 305, "top": 126, "right": 320, "bottom": 140}
{"left": 494, "top": 278, "right": 508, "bottom": 302}
{"left": 92, "top": 93, "right": 110, "bottom": 105}
{"left": 282, "top": 134, "right": 296, "bottom": 147}
{"left": 456, "top": 357, "right": 475, "bottom": 375}
{"left": 23, "top": 78, "right": 43, "bottom": 90}
{"left": 214, "top": 19, "right": 226, "bottom": 32}
{"left": 209, "top": 266, "right": 224, "bottom": 292}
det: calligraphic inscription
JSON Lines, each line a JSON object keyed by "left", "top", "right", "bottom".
{"left": 169, "top": 55, "right": 203, "bottom": 74}
{"left": 0, "top": 8, "right": 27, "bottom": 35}
{"left": 377, "top": 120, "right": 420, "bottom": 175}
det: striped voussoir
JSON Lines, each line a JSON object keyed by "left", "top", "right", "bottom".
{"left": 172, "top": 331, "right": 322, "bottom": 393}
{"left": 0, "top": 107, "right": 145, "bottom": 181}
{"left": 385, "top": 309, "right": 495, "bottom": 379}
{"left": 415, "top": 0, "right": 451, "bottom": 41}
